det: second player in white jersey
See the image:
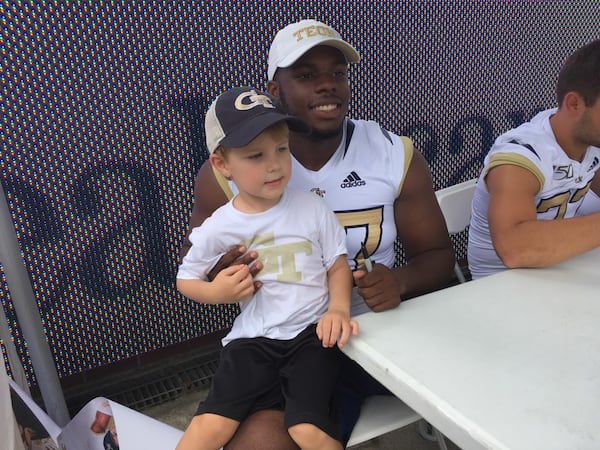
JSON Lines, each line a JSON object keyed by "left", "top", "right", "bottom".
{"left": 468, "top": 108, "right": 600, "bottom": 279}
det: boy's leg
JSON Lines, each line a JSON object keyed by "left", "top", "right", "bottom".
{"left": 187, "top": 338, "right": 282, "bottom": 449}
{"left": 197, "top": 338, "right": 280, "bottom": 420}
{"left": 281, "top": 325, "right": 343, "bottom": 448}
{"left": 176, "top": 413, "right": 239, "bottom": 450}
{"left": 221, "top": 335, "right": 305, "bottom": 450}
{"left": 288, "top": 423, "right": 343, "bottom": 450}
{"left": 223, "top": 340, "right": 390, "bottom": 450}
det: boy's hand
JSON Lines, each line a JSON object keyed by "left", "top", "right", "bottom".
{"left": 208, "top": 245, "right": 263, "bottom": 290}
{"left": 316, "top": 310, "right": 359, "bottom": 349}
{"left": 212, "top": 264, "right": 256, "bottom": 302}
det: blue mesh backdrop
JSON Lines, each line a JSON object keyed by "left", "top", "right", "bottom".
{"left": 1, "top": 2, "right": 598, "bottom": 382}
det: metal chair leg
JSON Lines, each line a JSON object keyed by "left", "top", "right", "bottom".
{"left": 418, "top": 419, "right": 448, "bottom": 450}
{"left": 433, "top": 427, "right": 448, "bottom": 450}
{"left": 418, "top": 419, "right": 437, "bottom": 441}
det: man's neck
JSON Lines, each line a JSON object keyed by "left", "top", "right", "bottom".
{"left": 290, "top": 128, "right": 344, "bottom": 171}
{"left": 549, "top": 110, "right": 587, "bottom": 162}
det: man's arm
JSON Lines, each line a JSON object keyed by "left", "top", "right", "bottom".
{"left": 487, "top": 164, "right": 600, "bottom": 268}
{"left": 393, "top": 150, "right": 455, "bottom": 298}
{"left": 354, "top": 151, "right": 455, "bottom": 311}
{"left": 179, "top": 161, "right": 230, "bottom": 260}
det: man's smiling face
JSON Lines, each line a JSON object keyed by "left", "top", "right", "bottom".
{"left": 271, "top": 45, "right": 350, "bottom": 139}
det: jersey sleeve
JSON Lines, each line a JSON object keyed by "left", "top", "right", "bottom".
{"left": 484, "top": 142, "right": 546, "bottom": 193}
{"left": 396, "top": 136, "right": 414, "bottom": 197}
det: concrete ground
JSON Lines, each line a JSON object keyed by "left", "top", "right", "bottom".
{"left": 142, "top": 386, "right": 462, "bottom": 450}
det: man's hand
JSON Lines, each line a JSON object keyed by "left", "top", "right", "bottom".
{"left": 207, "top": 245, "right": 263, "bottom": 290}
{"left": 316, "top": 310, "right": 359, "bottom": 348}
{"left": 353, "top": 263, "right": 402, "bottom": 312}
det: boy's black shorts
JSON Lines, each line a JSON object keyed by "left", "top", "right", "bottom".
{"left": 196, "top": 324, "right": 343, "bottom": 441}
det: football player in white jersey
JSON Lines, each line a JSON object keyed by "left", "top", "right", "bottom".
{"left": 468, "top": 39, "right": 600, "bottom": 280}
{"left": 180, "top": 20, "right": 454, "bottom": 449}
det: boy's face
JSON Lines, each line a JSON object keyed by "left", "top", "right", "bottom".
{"left": 212, "top": 125, "right": 291, "bottom": 212}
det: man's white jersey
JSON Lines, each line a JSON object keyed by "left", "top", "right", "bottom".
{"left": 217, "top": 118, "right": 413, "bottom": 315}
{"left": 468, "top": 108, "right": 600, "bottom": 279}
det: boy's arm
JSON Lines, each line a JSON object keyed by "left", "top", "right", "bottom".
{"left": 326, "top": 256, "right": 353, "bottom": 315}
{"left": 176, "top": 264, "right": 255, "bottom": 304}
{"left": 317, "top": 256, "right": 358, "bottom": 348}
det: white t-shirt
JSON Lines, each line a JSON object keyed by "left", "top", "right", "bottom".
{"left": 178, "top": 188, "right": 347, "bottom": 346}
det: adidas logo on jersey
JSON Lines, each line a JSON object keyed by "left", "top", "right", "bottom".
{"left": 588, "top": 156, "right": 599, "bottom": 172}
{"left": 341, "top": 171, "right": 366, "bottom": 188}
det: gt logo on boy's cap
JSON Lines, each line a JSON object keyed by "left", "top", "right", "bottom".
{"left": 204, "top": 86, "right": 309, "bottom": 155}
{"left": 235, "top": 90, "right": 276, "bottom": 111}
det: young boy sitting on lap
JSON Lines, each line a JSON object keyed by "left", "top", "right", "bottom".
{"left": 175, "top": 86, "right": 358, "bottom": 450}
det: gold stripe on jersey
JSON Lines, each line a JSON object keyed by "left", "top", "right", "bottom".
{"left": 398, "top": 136, "right": 414, "bottom": 197}
{"left": 486, "top": 152, "right": 545, "bottom": 193}
{"left": 212, "top": 165, "right": 235, "bottom": 200}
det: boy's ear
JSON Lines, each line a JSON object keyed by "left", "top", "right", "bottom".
{"left": 209, "top": 153, "right": 232, "bottom": 180}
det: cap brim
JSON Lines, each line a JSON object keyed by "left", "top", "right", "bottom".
{"left": 219, "top": 113, "right": 310, "bottom": 149}
{"left": 277, "top": 38, "right": 360, "bottom": 70}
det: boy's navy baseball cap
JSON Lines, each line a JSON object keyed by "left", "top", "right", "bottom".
{"left": 205, "top": 87, "right": 309, "bottom": 154}
{"left": 267, "top": 19, "right": 360, "bottom": 80}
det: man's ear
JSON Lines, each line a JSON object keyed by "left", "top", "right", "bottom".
{"left": 266, "top": 80, "right": 279, "bottom": 98}
{"left": 209, "top": 153, "right": 232, "bottom": 180}
{"left": 563, "top": 91, "right": 584, "bottom": 113}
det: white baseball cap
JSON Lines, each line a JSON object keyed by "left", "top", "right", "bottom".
{"left": 267, "top": 19, "right": 360, "bottom": 80}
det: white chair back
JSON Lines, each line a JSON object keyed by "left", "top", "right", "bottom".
{"left": 435, "top": 178, "right": 477, "bottom": 283}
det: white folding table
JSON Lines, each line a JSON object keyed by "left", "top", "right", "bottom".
{"left": 342, "top": 247, "right": 600, "bottom": 450}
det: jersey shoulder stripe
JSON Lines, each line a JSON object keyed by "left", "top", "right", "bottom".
{"left": 212, "top": 165, "right": 234, "bottom": 200}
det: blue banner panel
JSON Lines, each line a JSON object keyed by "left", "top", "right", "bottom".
{"left": 1, "top": 2, "right": 598, "bottom": 381}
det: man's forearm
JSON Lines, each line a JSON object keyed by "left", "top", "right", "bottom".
{"left": 493, "top": 214, "right": 600, "bottom": 269}
{"left": 395, "top": 246, "right": 455, "bottom": 299}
